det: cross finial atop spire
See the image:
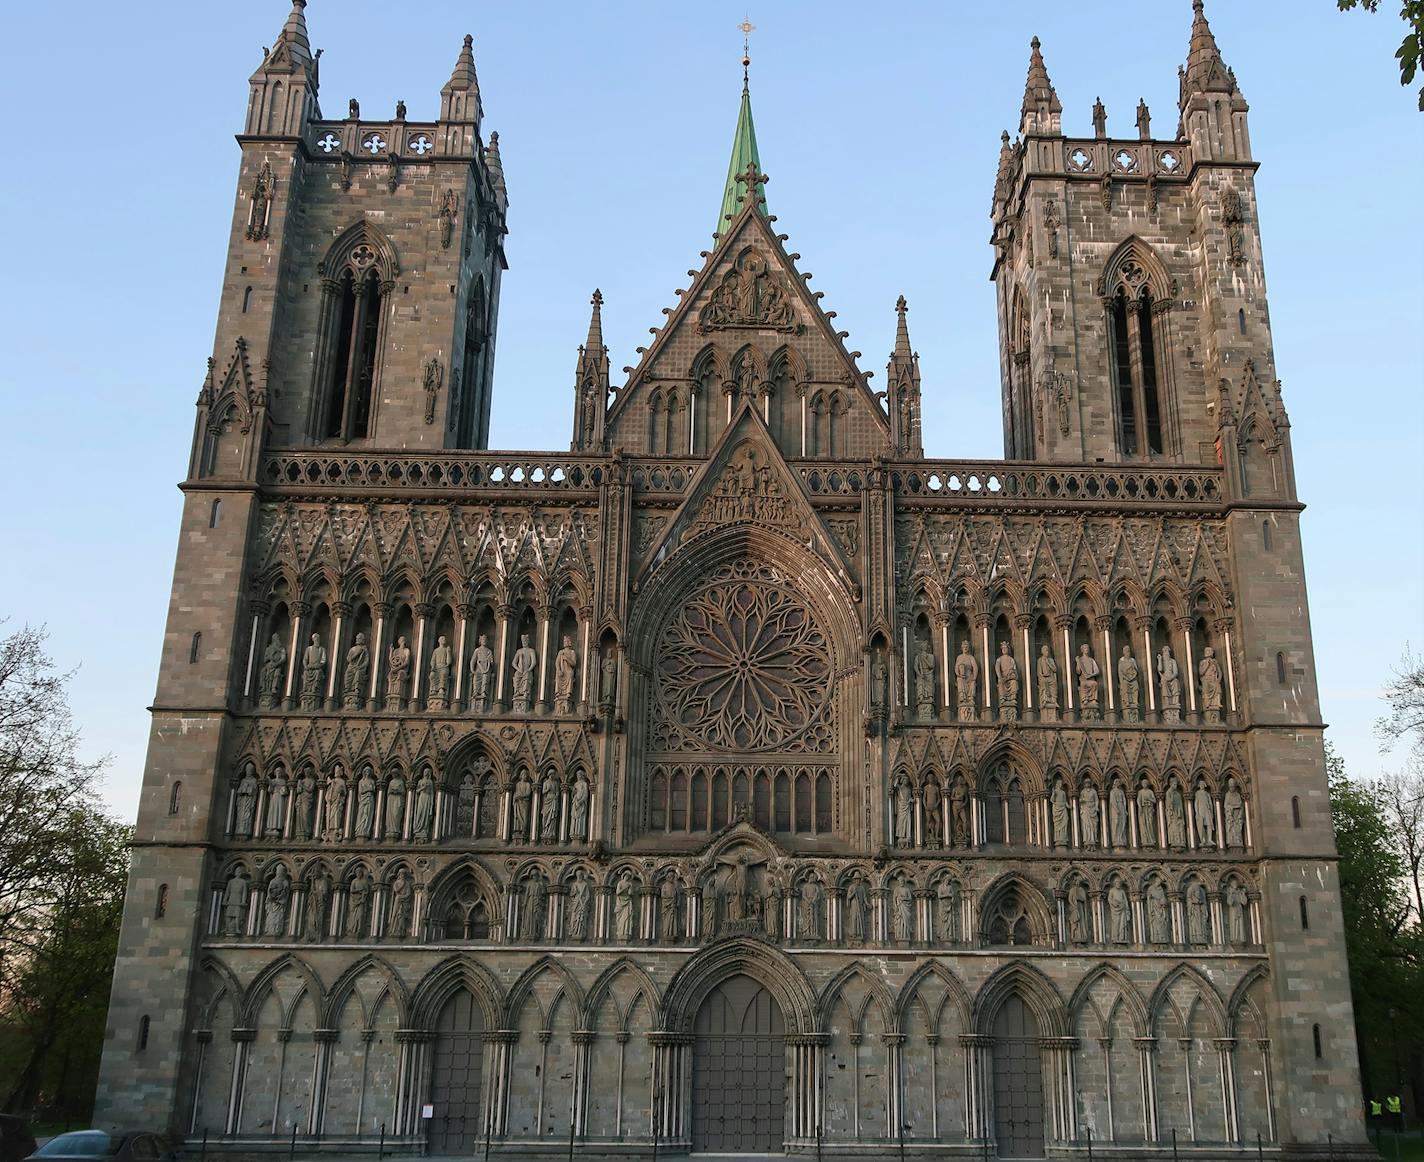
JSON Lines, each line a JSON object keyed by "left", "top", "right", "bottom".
{"left": 739, "top": 19, "right": 755, "bottom": 89}
{"left": 894, "top": 295, "right": 913, "bottom": 358}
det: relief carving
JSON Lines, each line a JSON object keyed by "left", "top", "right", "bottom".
{"left": 698, "top": 251, "right": 797, "bottom": 332}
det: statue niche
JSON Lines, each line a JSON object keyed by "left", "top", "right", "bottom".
{"left": 698, "top": 250, "right": 797, "bottom": 333}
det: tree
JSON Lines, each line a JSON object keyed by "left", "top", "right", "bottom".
{"left": 1338, "top": 0, "right": 1424, "bottom": 110}
{"left": 1378, "top": 646, "right": 1424, "bottom": 759}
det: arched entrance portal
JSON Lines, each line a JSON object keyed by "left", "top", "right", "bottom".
{"left": 429, "top": 987, "right": 484, "bottom": 1154}
{"left": 992, "top": 995, "right": 1045, "bottom": 1158}
{"left": 691, "top": 974, "right": 786, "bottom": 1153}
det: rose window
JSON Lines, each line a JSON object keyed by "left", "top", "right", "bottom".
{"left": 653, "top": 560, "right": 832, "bottom": 753}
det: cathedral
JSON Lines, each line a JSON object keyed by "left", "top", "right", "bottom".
{"left": 97, "top": 2, "right": 1369, "bottom": 1157}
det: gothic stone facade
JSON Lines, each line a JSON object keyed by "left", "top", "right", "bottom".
{"left": 97, "top": 4, "right": 1367, "bottom": 1158}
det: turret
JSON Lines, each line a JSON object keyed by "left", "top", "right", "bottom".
{"left": 245, "top": 0, "right": 319, "bottom": 137}
{"left": 1018, "top": 37, "right": 1062, "bottom": 137}
{"left": 1177, "top": 0, "right": 1251, "bottom": 160}
{"left": 572, "top": 290, "right": 610, "bottom": 451}
{"left": 886, "top": 297, "right": 923, "bottom": 458}
{"left": 438, "top": 34, "right": 482, "bottom": 155}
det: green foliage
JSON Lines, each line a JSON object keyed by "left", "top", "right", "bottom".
{"left": 1338, "top": 0, "right": 1424, "bottom": 109}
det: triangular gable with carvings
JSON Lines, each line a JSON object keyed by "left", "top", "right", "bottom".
{"left": 635, "top": 402, "right": 855, "bottom": 589}
{"left": 605, "top": 176, "right": 890, "bottom": 459}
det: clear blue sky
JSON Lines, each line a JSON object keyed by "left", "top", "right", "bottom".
{"left": 0, "top": 1, "right": 1419, "bottom": 819}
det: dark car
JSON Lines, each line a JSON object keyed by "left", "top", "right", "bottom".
{"left": 0, "top": 1117, "right": 37, "bottom": 1162}
{"left": 25, "top": 1133, "right": 174, "bottom": 1162}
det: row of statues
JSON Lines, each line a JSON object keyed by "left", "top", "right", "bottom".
{"left": 257, "top": 628, "right": 596, "bottom": 716}
{"left": 889, "top": 772, "right": 1247, "bottom": 851}
{"left": 219, "top": 860, "right": 1254, "bottom": 949}
{"left": 230, "top": 761, "right": 592, "bottom": 845}
{"left": 892, "top": 638, "right": 1225, "bottom": 725}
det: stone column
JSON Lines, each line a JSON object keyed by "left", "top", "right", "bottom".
{"left": 494, "top": 604, "right": 514, "bottom": 709}
{"left": 1097, "top": 616, "right": 1116, "bottom": 720}
{"left": 938, "top": 614, "right": 953, "bottom": 715}
{"left": 1044, "top": 1036, "right": 1080, "bottom": 1142}
{"left": 326, "top": 602, "right": 349, "bottom": 710}
{"left": 650, "top": 1032, "right": 692, "bottom": 1142}
{"left": 243, "top": 600, "right": 268, "bottom": 702}
{"left": 1136, "top": 616, "right": 1157, "bottom": 718}
{"left": 453, "top": 603, "right": 472, "bottom": 708}
{"left": 1256, "top": 1039, "right": 1276, "bottom": 1142}
{"left": 410, "top": 603, "right": 432, "bottom": 706}
{"left": 309, "top": 1028, "right": 339, "bottom": 1133}
{"left": 284, "top": 601, "right": 310, "bottom": 708}
{"left": 226, "top": 1027, "right": 256, "bottom": 1133}
{"left": 1177, "top": 616, "right": 1198, "bottom": 720}
{"left": 368, "top": 602, "right": 390, "bottom": 711}
{"left": 570, "top": 1029, "right": 595, "bottom": 1137}
{"left": 1135, "top": 1036, "right": 1159, "bottom": 1142}
{"left": 787, "top": 1034, "right": 827, "bottom": 1140}
{"left": 578, "top": 606, "right": 594, "bottom": 713}
{"left": 1056, "top": 614, "right": 1074, "bottom": 719}
{"left": 535, "top": 605, "right": 553, "bottom": 714}
{"left": 1216, "top": 617, "right": 1239, "bottom": 715}
{"left": 482, "top": 1031, "right": 516, "bottom": 1137}
{"left": 977, "top": 616, "right": 993, "bottom": 722}
{"left": 961, "top": 1034, "right": 993, "bottom": 1141}
{"left": 884, "top": 1033, "right": 906, "bottom": 1141}
{"left": 1215, "top": 1037, "right": 1239, "bottom": 1143}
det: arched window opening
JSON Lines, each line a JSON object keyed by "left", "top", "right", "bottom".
{"left": 794, "top": 773, "right": 810, "bottom": 834}
{"left": 456, "top": 278, "right": 489, "bottom": 448}
{"left": 774, "top": 772, "right": 790, "bottom": 833}
{"left": 1005, "top": 778, "right": 1027, "bottom": 846}
{"left": 692, "top": 771, "right": 708, "bottom": 831}
{"left": 670, "top": 770, "right": 687, "bottom": 832}
{"left": 983, "top": 778, "right": 1005, "bottom": 846}
{"left": 1104, "top": 246, "right": 1169, "bottom": 458}
{"left": 712, "top": 770, "right": 729, "bottom": 831}
{"left": 209, "top": 499, "right": 222, "bottom": 528}
{"left": 1262, "top": 520, "right": 1272, "bottom": 550}
{"left": 155, "top": 884, "right": 168, "bottom": 919}
{"left": 650, "top": 772, "right": 668, "bottom": 832}
{"left": 189, "top": 631, "right": 202, "bottom": 664}
{"left": 1291, "top": 795, "right": 1301, "bottom": 829}
{"left": 322, "top": 267, "right": 384, "bottom": 441}
{"left": 1237, "top": 307, "right": 1246, "bottom": 334}
{"left": 753, "top": 773, "right": 771, "bottom": 831}
{"left": 137, "top": 1015, "right": 151, "bottom": 1052}
{"left": 242, "top": 286, "right": 253, "bottom": 314}
{"left": 1276, "top": 652, "right": 1288, "bottom": 686}
{"left": 169, "top": 781, "right": 182, "bottom": 815}
{"left": 1313, "top": 1024, "right": 1323, "bottom": 1060}
{"left": 1299, "top": 895, "right": 1309, "bottom": 930}
{"left": 814, "top": 772, "right": 832, "bottom": 833}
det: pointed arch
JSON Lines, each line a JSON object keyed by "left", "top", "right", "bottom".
{"left": 661, "top": 937, "right": 817, "bottom": 1035}
{"left": 973, "top": 962, "right": 1068, "bottom": 1037}
{"left": 505, "top": 954, "right": 586, "bottom": 1028}
{"left": 1098, "top": 236, "right": 1174, "bottom": 303}
{"left": 896, "top": 959, "right": 974, "bottom": 1032}
{"left": 319, "top": 219, "right": 401, "bottom": 283}
{"left": 409, "top": 954, "right": 504, "bottom": 1030}
{"left": 1068, "top": 963, "right": 1150, "bottom": 1038}
{"left": 1227, "top": 965, "right": 1271, "bottom": 1036}
{"left": 240, "top": 952, "right": 326, "bottom": 1026}
{"left": 323, "top": 953, "right": 410, "bottom": 1029}
{"left": 583, "top": 956, "right": 663, "bottom": 1030}
{"left": 819, "top": 962, "right": 899, "bottom": 1035}
{"left": 1149, "top": 963, "right": 1228, "bottom": 1039}
{"left": 977, "top": 871, "right": 1056, "bottom": 948}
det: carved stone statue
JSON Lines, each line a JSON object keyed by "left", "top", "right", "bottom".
{"left": 389, "top": 869, "right": 413, "bottom": 939}
{"left": 456, "top": 774, "right": 476, "bottom": 835}
{"left": 893, "top": 779, "right": 914, "bottom": 847}
{"left": 922, "top": 779, "right": 942, "bottom": 847}
{"left": 1137, "top": 778, "right": 1159, "bottom": 847}
{"left": 234, "top": 762, "right": 259, "bottom": 837}
{"left": 569, "top": 777, "right": 589, "bottom": 842}
{"left": 223, "top": 868, "right": 250, "bottom": 936}
{"left": 384, "top": 775, "right": 406, "bottom": 839}
{"left": 995, "top": 642, "right": 1019, "bottom": 721}
{"left": 1068, "top": 880, "right": 1089, "bottom": 944}
{"left": 524, "top": 876, "right": 546, "bottom": 941}
{"left": 659, "top": 878, "right": 680, "bottom": 942}
{"left": 1199, "top": 646, "right": 1224, "bottom": 722}
{"left": 1079, "top": 782, "right": 1101, "bottom": 848}
{"left": 265, "top": 769, "right": 289, "bottom": 838}
{"left": 412, "top": 767, "right": 436, "bottom": 841}
{"left": 1118, "top": 646, "right": 1140, "bottom": 722}
{"left": 799, "top": 877, "right": 824, "bottom": 940}
{"left": 1224, "top": 778, "right": 1246, "bottom": 849}
{"left": 1227, "top": 881, "right": 1248, "bottom": 944}
{"left": 512, "top": 774, "right": 532, "bottom": 841}
{"left": 954, "top": 640, "right": 978, "bottom": 722}
{"left": 1107, "top": 880, "right": 1131, "bottom": 944}
{"left": 1158, "top": 645, "right": 1181, "bottom": 724}
{"left": 325, "top": 768, "right": 348, "bottom": 841}
{"left": 1109, "top": 779, "right": 1129, "bottom": 848}
{"left": 1076, "top": 644, "right": 1101, "bottom": 721}
{"left": 568, "top": 873, "right": 592, "bottom": 941}
{"left": 1166, "top": 780, "right": 1187, "bottom": 849}
{"left": 1187, "top": 882, "right": 1209, "bottom": 943}
{"left": 355, "top": 766, "right": 378, "bottom": 839}
{"left": 1147, "top": 880, "right": 1170, "bottom": 944}
{"left": 539, "top": 773, "right": 560, "bottom": 842}
{"left": 554, "top": 636, "right": 578, "bottom": 715}
{"left": 614, "top": 874, "right": 635, "bottom": 942}
{"left": 1193, "top": 779, "right": 1216, "bottom": 848}
{"left": 300, "top": 633, "right": 327, "bottom": 711}
{"left": 950, "top": 778, "right": 969, "bottom": 847}
{"left": 600, "top": 649, "right": 618, "bottom": 706}
{"left": 937, "top": 878, "right": 961, "bottom": 943}
{"left": 264, "top": 865, "right": 289, "bottom": 939}
{"left": 346, "top": 868, "right": 371, "bottom": 938}
{"left": 914, "top": 643, "right": 937, "bottom": 720}
{"left": 427, "top": 635, "right": 453, "bottom": 710}
{"left": 870, "top": 655, "right": 888, "bottom": 712}
{"left": 847, "top": 876, "right": 869, "bottom": 942}
{"left": 510, "top": 634, "right": 537, "bottom": 713}
{"left": 1051, "top": 779, "right": 1071, "bottom": 848}
{"left": 342, "top": 633, "right": 369, "bottom": 710}
{"left": 892, "top": 877, "right": 914, "bottom": 942}
{"left": 385, "top": 636, "right": 411, "bottom": 710}
{"left": 470, "top": 634, "right": 494, "bottom": 710}
{"left": 258, "top": 633, "right": 286, "bottom": 709}
{"left": 281, "top": 769, "right": 313, "bottom": 841}
{"left": 1037, "top": 645, "right": 1059, "bottom": 721}
{"left": 305, "top": 870, "right": 331, "bottom": 941}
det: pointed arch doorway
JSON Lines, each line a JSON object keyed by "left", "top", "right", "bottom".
{"left": 992, "top": 995, "right": 1045, "bottom": 1158}
{"left": 691, "top": 973, "right": 786, "bottom": 1153}
{"left": 429, "top": 987, "right": 484, "bottom": 1154}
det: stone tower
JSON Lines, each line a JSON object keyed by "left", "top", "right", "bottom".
{"left": 98, "top": 4, "right": 1366, "bottom": 1158}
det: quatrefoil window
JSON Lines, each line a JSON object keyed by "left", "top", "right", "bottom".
{"left": 1113, "top": 149, "right": 1139, "bottom": 174}
{"left": 316, "top": 133, "right": 340, "bottom": 154}
{"left": 408, "top": 134, "right": 433, "bottom": 156}
{"left": 1067, "top": 148, "right": 1092, "bottom": 172}
{"left": 1158, "top": 150, "right": 1181, "bottom": 173}
{"left": 350, "top": 244, "right": 377, "bottom": 269}
{"left": 361, "top": 134, "right": 387, "bottom": 155}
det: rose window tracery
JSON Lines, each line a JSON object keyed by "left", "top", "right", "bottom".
{"left": 652, "top": 559, "right": 833, "bottom": 754}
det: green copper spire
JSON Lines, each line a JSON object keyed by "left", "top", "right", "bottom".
{"left": 717, "top": 62, "right": 766, "bottom": 233}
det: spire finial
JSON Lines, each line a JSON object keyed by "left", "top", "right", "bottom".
{"left": 893, "top": 296, "right": 913, "bottom": 357}
{"left": 1020, "top": 35, "right": 1062, "bottom": 134}
{"left": 739, "top": 19, "right": 755, "bottom": 89}
{"left": 717, "top": 62, "right": 766, "bottom": 233}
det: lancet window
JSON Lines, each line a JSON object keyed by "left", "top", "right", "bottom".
{"left": 313, "top": 226, "right": 397, "bottom": 443}
{"left": 1102, "top": 243, "right": 1173, "bottom": 458}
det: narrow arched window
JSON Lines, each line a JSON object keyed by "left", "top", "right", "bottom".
{"left": 242, "top": 286, "right": 253, "bottom": 314}
{"left": 1313, "top": 1024, "right": 1323, "bottom": 1059}
{"left": 1261, "top": 520, "right": 1271, "bottom": 550}
{"left": 1276, "top": 652, "right": 1288, "bottom": 686}
{"left": 322, "top": 267, "right": 384, "bottom": 441}
{"left": 138, "top": 1015, "right": 151, "bottom": 1052}
{"left": 189, "top": 631, "right": 202, "bottom": 664}
{"left": 209, "top": 499, "right": 222, "bottom": 528}
{"left": 1299, "top": 895, "right": 1309, "bottom": 930}
{"left": 649, "top": 771, "right": 667, "bottom": 831}
{"left": 1237, "top": 307, "right": 1246, "bottom": 334}
{"left": 155, "top": 884, "right": 169, "bottom": 919}
{"left": 1291, "top": 795, "right": 1301, "bottom": 829}
{"left": 1105, "top": 263, "right": 1167, "bottom": 457}
{"left": 169, "top": 781, "right": 182, "bottom": 816}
